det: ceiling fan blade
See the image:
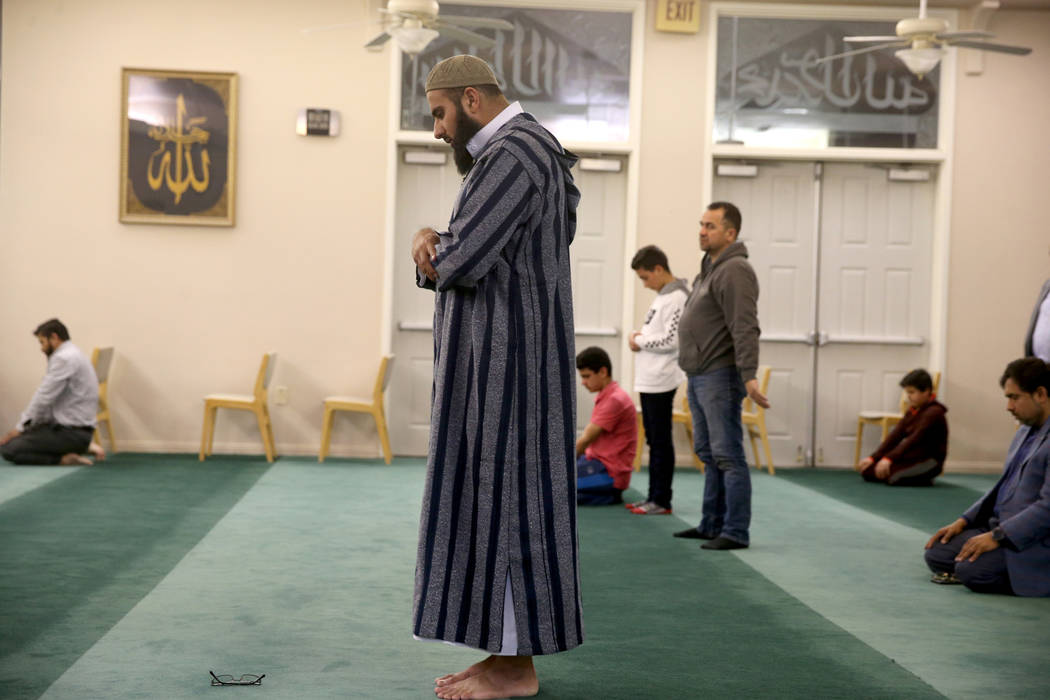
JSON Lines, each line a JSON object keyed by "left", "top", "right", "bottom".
{"left": 843, "top": 35, "right": 901, "bottom": 43}
{"left": 935, "top": 30, "right": 993, "bottom": 40}
{"left": 813, "top": 41, "right": 908, "bottom": 64}
{"left": 365, "top": 31, "right": 393, "bottom": 49}
{"left": 431, "top": 22, "right": 498, "bottom": 48}
{"left": 434, "top": 14, "right": 514, "bottom": 31}
{"left": 946, "top": 39, "right": 1032, "bottom": 55}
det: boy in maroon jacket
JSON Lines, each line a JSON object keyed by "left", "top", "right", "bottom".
{"left": 858, "top": 369, "right": 948, "bottom": 486}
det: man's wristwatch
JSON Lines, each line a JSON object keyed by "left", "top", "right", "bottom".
{"left": 991, "top": 525, "right": 1007, "bottom": 542}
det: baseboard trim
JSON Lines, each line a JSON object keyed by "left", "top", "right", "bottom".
{"left": 112, "top": 440, "right": 386, "bottom": 460}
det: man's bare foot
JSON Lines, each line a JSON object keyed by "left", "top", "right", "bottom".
{"left": 436, "top": 656, "right": 496, "bottom": 686}
{"left": 59, "top": 453, "right": 93, "bottom": 466}
{"left": 435, "top": 655, "right": 537, "bottom": 699}
{"left": 88, "top": 441, "right": 106, "bottom": 461}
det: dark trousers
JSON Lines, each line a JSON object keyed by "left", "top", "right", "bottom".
{"left": 640, "top": 389, "right": 676, "bottom": 508}
{"left": 924, "top": 527, "right": 1014, "bottom": 594}
{"left": 0, "top": 424, "right": 93, "bottom": 465}
{"left": 862, "top": 458, "right": 942, "bottom": 486}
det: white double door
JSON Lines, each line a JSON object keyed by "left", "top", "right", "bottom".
{"left": 714, "top": 160, "right": 935, "bottom": 467}
{"left": 389, "top": 146, "right": 628, "bottom": 455}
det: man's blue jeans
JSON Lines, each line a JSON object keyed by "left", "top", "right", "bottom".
{"left": 686, "top": 366, "right": 751, "bottom": 544}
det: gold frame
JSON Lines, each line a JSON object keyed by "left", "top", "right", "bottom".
{"left": 119, "top": 68, "right": 237, "bottom": 226}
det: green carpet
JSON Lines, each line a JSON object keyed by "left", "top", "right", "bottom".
{"left": 774, "top": 468, "right": 999, "bottom": 533}
{"left": 3, "top": 458, "right": 1047, "bottom": 699}
{"left": 0, "top": 454, "right": 271, "bottom": 700}
{"left": 663, "top": 467, "right": 1050, "bottom": 700}
{"left": 37, "top": 460, "right": 940, "bottom": 699}
{"left": 0, "top": 465, "right": 79, "bottom": 508}
{"left": 545, "top": 497, "right": 945, "bottom": 700}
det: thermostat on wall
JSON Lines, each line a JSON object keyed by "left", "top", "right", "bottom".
{"left": 297, "top": 109, "right": 340, "bottom": 136}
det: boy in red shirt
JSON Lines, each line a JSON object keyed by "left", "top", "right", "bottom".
{"left": 575, "top": 346, "right": 638, "bottom": 505}
{"left": 857, "top": 368, "right": 948, "bottom": 486}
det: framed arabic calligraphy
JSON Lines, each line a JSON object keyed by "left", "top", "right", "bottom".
{"left": 120, "top": 68, "right": 237, "bottom": 226}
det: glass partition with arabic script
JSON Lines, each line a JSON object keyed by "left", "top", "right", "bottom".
{"left": 400, "top": 4, "right": 632, "bottom": 143}
{"left": 716, "top": 16, "right": 940, "bottom": 149}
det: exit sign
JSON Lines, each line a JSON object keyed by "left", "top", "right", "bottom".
{"left": 655, "top": 0, "right": 700, "bottom": 34}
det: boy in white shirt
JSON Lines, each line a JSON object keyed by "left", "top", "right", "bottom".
{"left": 627, "top": 246, "right": 689, "bottom": 514}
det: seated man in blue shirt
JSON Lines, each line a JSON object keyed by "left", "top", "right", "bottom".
{"left": 1, "top": 319, "right": 103, "bottom": 466}
{"left": 924, "top": 357, "right": 1050, "bottom": 596}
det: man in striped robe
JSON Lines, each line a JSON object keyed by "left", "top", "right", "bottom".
{"left": 409, "top": 55, "right": 584, "bottom": 699}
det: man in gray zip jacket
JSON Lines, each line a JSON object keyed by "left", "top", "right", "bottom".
{"left": 674, "top": 201, "right": 769, "bottom": 550}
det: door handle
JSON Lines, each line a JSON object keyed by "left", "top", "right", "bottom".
{"left": 821, "top": 334, "right": 925, "bottom": 346}
{"left": 762, "top": 334, "right": 814, "bottom": 344}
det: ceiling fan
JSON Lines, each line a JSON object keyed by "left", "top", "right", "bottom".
{"left": 365, "top": 0, "right": 514, "bottom": 55}
{"left": 815, "top": 0, "right": 1032, "bottom": 78}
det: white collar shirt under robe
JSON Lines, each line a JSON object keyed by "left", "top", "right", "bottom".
{"left": 467, "top": 101, "right": 523, "bottom": 157}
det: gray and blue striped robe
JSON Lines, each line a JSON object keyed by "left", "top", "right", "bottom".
{"left": 413, "top": 113, "right": 583, "bottom": 656}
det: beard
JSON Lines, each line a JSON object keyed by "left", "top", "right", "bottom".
{"left": 451, "top": 107, "right": 482, "bottom": 176}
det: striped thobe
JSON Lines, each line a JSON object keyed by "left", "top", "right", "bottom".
{"left": 413, "top": 113, "right": 584, "bottom": 656}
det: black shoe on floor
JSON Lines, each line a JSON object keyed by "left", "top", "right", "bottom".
{"left": 674, "top": 527, "right": 715, "bottom": 540}
{"left": 701, "top": 536, "right": 748, "bottom": 550}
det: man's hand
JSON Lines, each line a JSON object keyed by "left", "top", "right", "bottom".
{"left": 857, "top": 456, "right": 874, "bottom": 473}
{"left": 0, "top": 429, "right": 20, "bottom": 446}
{"left": 745, "top": 378, "right": 771, "bottom": 409}
{"left": 411, "top": 227, "right": 441, "bottom": 281}
{"left": 874, "top": 458, "right": 892, "bottom": 480}
{"left": 955, "top": 531, "right": 999, "bottom": 563}
{"left": 628, "top": 331, "right": 641, "bottom": 352}
{"left": 926, "top": 517, "right": 968, "bottom": 550}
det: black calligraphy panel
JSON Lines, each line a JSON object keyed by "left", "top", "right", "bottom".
{"left": 126, "top": 76, "right": 230, "bottom": 215}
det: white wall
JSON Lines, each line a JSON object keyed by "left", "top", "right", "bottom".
{"left": 3, "top": 1, "right": 1049, "bottom": 468}
{"left": 1, "top": 0, "right": 392, "bottom": 456}
{"left": 943, "top": 9, "right": 1050, "bottom": 469}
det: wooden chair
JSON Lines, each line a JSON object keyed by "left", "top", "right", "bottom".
{"left": 199, "top": 353, "right": 277, "bottom": 463}
{"left": 91, "top": 347, "right": 117, "bottom": 452}
{"left": 742, "top": 365, "right": 774, "bottom": 475}
{"left": 634, "top": 389, "right": 705, "bottom": 473}
{"left": 319, "top": 355, "right": 395, "bottom": 464}
{"left": 854, "top": 370, "right": 941, "bottom": 467}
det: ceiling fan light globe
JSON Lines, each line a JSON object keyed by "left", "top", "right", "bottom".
{"left": 389, "top": 25, "right": 439, "bottom": 54}
{"left": 895, "top": 47, "right": 944, "bottom": 78}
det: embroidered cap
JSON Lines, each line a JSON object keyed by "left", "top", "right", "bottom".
{"left": 425, "top": 55, "right": 500, "bottom": 92}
